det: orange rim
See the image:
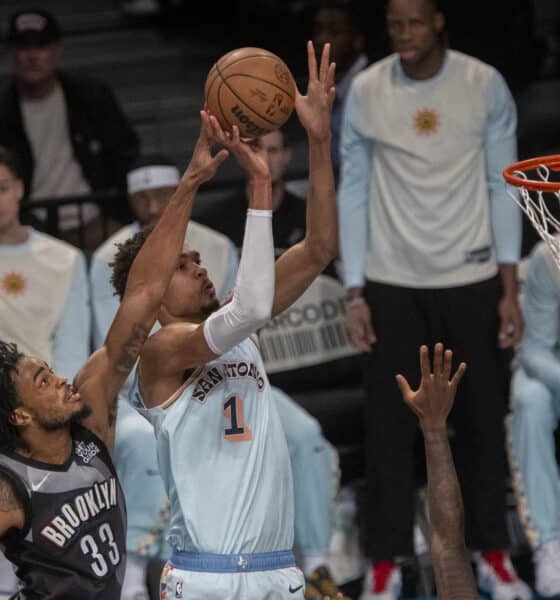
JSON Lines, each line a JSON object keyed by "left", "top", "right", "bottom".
{"left": 504, "top": 155, "right": 560, "bottom": 192}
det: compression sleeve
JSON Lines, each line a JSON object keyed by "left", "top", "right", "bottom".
{"left": 203, "top": 209, "right": 274, "bottom": 355}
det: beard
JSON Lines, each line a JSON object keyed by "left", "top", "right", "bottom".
{"left": 40, "top": 404, "right": 93, "bottom": 432}
{"left": 201, "top": 298, "right": 221, "bottom": 318}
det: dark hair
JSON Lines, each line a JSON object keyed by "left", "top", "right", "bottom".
{"left": 0, "top": 341, "right": 25, "bottom": 453}
{"left": 0, "top": 146, "right": 22, "bottom": 180}
{"left": 110, "top": 224, "right": 155, "bottom": 299}
{"left": 315, "top": 0, "right": 363, "bottom": 33}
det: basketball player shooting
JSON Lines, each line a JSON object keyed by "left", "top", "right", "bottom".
{"left": 0, "top": 114, "right": 229, "bottom": 599}
{"left": 109, "top": 42, "right": 336, "bottom": 600}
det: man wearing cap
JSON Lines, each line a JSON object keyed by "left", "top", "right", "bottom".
{"left": 0, "top": 9, "right": 139, "bottom": 250}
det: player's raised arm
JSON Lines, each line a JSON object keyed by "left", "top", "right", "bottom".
{"left": 137, "top": 128, "right": 276, "bottom": 387}
{"left": 396, "top": 344, "right": 477, "bottom": 600}
{"left": 271, "top": 41, "right": 337, "bottom": 317}
{"left": 75, "top": 112, "right": 229, "bottom": 446}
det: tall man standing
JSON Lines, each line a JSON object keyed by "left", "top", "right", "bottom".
{"left": 337, "top": 1, "right": 529, "bottom": 599}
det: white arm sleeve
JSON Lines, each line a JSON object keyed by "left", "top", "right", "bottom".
{"left": 203, "top": 209, "right": 274, "bottom": 355}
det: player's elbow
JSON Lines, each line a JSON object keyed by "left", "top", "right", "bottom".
{"left": 307, "top": 235, "right": 338, "bottom": 268}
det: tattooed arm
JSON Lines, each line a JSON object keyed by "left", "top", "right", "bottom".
{"left": 0, "top": 474, "right": 24, "bottom": 538}
{"left": 396, "top": 344, "right": 478, "bottom": 600}
{"left": 76, "top": 112, "right": 229, "bottom": 450}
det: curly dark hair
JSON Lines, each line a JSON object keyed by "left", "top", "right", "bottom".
{"left": 0, "top": 341, "right": 25, "bottom": 453}
{"left": 110, "top": 224, "right": 155, "bottom": 299}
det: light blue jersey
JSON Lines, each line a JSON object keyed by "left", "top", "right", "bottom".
{"left": 130, "top": 337, "right": 294, "bottom": 556}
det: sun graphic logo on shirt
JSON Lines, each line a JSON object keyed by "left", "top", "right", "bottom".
{"left": 413, "top": 108, "right": 440, "bottom": 135}
{"left": 1, "top": 272, "right": 27, "bottom": 296}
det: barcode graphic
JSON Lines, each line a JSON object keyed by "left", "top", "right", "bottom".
{"left": 261, "top": 322, "right": 350, "bottom": 363}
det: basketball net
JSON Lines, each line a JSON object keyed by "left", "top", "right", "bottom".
{"left": 504, "top": 156, "right": 560, "bottom": 268}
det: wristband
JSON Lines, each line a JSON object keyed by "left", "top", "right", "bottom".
{"left": 346, "top": 296, "right": 366, "bottom": 309}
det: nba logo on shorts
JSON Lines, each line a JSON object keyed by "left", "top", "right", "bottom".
{"left": 160, "top": 563, "right": 173, "bottom": 600}
{"left": 175, "top": 580, "right": 183, "bottom": 599}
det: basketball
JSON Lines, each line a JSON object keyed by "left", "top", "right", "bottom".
{"left": 204, "top": 47, "right": 296, "bottom": 139}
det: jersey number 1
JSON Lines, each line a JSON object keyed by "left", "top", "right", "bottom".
{"left": 223, "top": 395, "right": 253, "bottom": 442}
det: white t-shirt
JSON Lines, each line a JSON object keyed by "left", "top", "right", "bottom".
{"left": 21, "top": 83, "right": 97, "bottom": 229}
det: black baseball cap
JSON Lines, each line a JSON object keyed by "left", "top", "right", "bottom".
{"left": 7, "top": 10, "right": 62, "bottom": 45}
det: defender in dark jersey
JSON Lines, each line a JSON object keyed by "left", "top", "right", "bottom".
{"left": 0, "top": 117, "right": 229, "bottom": 599}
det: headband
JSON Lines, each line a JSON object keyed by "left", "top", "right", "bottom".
{"left": 127, "top": 165, "right": 180, "bottom": 195}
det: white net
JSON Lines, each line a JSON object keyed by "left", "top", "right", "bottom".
{"left": 506, "top": 164, "right": 560, "bottom": 266}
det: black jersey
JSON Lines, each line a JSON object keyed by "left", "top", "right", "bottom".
{"left": 0, "top": 424, "right": 126, "bottom": 599}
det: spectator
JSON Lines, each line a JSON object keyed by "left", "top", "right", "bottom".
{"left": 195, "top": 129, "right": 306, "bottom": 258}
{"left": 312, "top": 0, "right": 367, "bottom": 177}
{"left": 91, "top": 155, "right": 345, "bottom": 599}
{"left": 0, "top": 145, "right": 89, "bottom": 595}
{"left": 0, "top": 9, "right": 139, "bottom": 250}
{"left": 0, "top": 145, "right": 89, "bottom": 381}
{"left": 337, "top": 0, "right": 529, "bottom": 599}
{"left": 508, "top": 239, "right": 560, "bottom": 598}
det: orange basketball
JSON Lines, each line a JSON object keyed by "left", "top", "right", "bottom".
{"left": 204, "top": 47, "right": 296, "bottom": 139}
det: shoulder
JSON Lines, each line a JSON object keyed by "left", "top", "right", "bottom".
{"left": 92, "top": 224, "right": 139, "bottom": 267}
{"left": 59, "top": 72, "right": 115, "bottom": 99}
{"left": 527, "top": 240, "right": 560, "bottom": 289}
{"left": 353, "top": 54, "right": 397, "bottom": 91}
{"left": 30, "top": 229, "right": 84, "bottom": 269}
{"left": 448, "top": 50, "right": 500, "bottom": 87}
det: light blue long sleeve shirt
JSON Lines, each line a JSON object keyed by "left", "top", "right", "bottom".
{"left": 338, "top": 53, "right": 521, "bottom": 289}
{"left": 52, "top": 252, "right": 90, "bottom": 380}
{"left": 519, "top": 243, "right": 560, "bottom": 394}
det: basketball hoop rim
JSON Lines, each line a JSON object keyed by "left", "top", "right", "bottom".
{"left": 503, "top": 155, "right": 560, "bottom": 192}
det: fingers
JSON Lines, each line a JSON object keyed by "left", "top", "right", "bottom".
{"left": 442, "top": 348, "right": 452, "bottom": 380}
{"left": 450, "top": 361, "right": 467, "bottom": 390}
{"left": 419, "top": 344, "right": 431, "bottom": 380}
{"left": 307, "top": 40, "right": 318, "bottom": 82}
{"left": 395, "top": 373, "right": 412, "bottom": 401}
{"left": 432, "top": 342, "right": 443, "bottom": 375}
{"left": 326, "top": 61, "right": 336, "bottom": 90}
{"left": 319, "top": 42, "right": 331, "bottom": 83}
{"left": 211, "top": 148, "right": 229, "bottom": 169}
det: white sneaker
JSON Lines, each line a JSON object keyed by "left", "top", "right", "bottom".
{"left": 359, "top": 562, "right": 402, "bottom": 600}
{"left": 477, "top": 551, "right": 532, "bottom": 600}
{"left": 535, "top": 539, "right": 560, "bottom": 598}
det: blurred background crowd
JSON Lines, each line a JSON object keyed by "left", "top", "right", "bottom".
{"left": 1, "top": 0, "right": 560, "bottom": 599}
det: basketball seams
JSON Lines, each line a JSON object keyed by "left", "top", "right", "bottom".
{"left": 215, "top": 65, "right": 290, "bottom": 128}
{"left": 222, "top": 73, "right": 295, "bottom": 102}
{"left": 216, "top": 81, "right": 235, "bottom": 132}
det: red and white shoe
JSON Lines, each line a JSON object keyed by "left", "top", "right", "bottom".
{"left": 477, "top": 551, "right": 532, "bottom": 600}
{"left": 359, "top": 561, "right": 402, "bottom": 600}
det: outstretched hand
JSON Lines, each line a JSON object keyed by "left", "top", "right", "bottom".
{"left": 396, "top": 344, "right": 466, "bottom": 432}
{"left": 203, "top": 113, "right": 270, "bottom": 180}
{"left": 183, "top": 111, "right": 230, "bottom": 185}
{"left": 295, "top": 41, "right": 336, "bottom": 142}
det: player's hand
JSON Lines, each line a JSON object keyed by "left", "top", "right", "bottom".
{"left": 204, "top": 114, "right": 270, "bottom": 180}
{"left": 396, "top": 344, "right": 466, "bottom": 432}
{"left": 183, "top": 111, "right": 230, "bottom": 185}
{"left": 498, "top": 293, "right": 523, "bottom": 348}
{"left": 295, "top": 41, "right": 336, "bottom": 142}
{"left": 344, "top": 298, "right": 376, "bottom": 352}
{"left": 323, "top": 595, "right": 344, "bottom": 600}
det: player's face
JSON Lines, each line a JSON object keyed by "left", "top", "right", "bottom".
{"left": 12, "top": 41, "right": 62, "bottom": 88}
{"left": 262, "top": 131, "right": 291, "bottom": 185}
{"left": 12, "top": 357, "right": 86, "bottom": 432}
{"left": 386, "top": 0, "right": 444, "bottom": 68}
{"left": 312, "top": 8, "right": 363, "bottom": 72}
{"left": 0, "top": 166, "right": 23, "bottom": 232}
{"left": 162, "top": 249, "right": 219, "bottom": 318}
{"left": 129, "top": 186, "right": 174, "bottom": 228}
